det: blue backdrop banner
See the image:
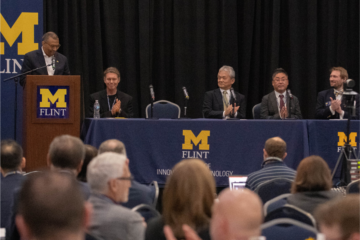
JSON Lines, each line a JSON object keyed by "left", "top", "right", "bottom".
{"left": 1, "top": 0, "right": 43, "bottom": 142}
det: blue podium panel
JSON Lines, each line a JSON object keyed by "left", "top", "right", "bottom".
{"left": 308, "top": 120, "right": 360, "bottom": 177}
{"left": 81, "top": 119, "right": 309, "bottom": 186}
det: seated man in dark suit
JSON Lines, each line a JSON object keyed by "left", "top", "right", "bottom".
{"left": 88, "top": 67, "right": 134, "bottom": 118}
{"left": 260, "top": 68, "right": 302, "bottom": 119}
{"left": 20, "top": 31, "right": 70, "bottom": 87}
{"left": 98, "top": 139, "right": 155, "bottom": 209}
{"left": 315, "top": 66, "right": 359, "bottom": 119}
{"left": 1, "top": 140, "right": 25, "bottom": 229}
{"left": 203, "top": 65, "right": 246, "bottom": 119}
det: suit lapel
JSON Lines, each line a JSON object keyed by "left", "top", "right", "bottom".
{"left": 36, "top": 49, "right": 48, "bottom": 75}
{"left": 215, "top": 89, "right": 224, "bottom": 110}
{"left": 269, "top": 91, "right": 278, "bottom": 114}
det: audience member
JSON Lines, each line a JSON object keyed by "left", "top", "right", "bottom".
{"left": 77, "top": 144, "right": 98, "bottom": 182}
{"left": 287, "top": 155, "right": 340, "bottom": 214}
{"left": 315, "top": 195, "right": 360, "bottom": 240}
{"left": 48, "top": 135, "right": 90, "bottom": 199}
{"left": 15, "top": 171, "right": 91, "bottom": 240}
{"left": 203, "top": 65, "right": 246, "bottom": 119}
{"left": 87, "top": 152, "right": 145, "bottom": 240}
{"left": 1, "top": 140, "right": 26, "bottom": 228}
{"left": 164, "top": 188, "right": 263, "bottom": 240}
{"left": 146, "top": 159, "right": 216, "bottom": 240}
{"left": 245, "top": 137, "right": 296, "bottom": 190}
{"left": 260, "top": 68, "right": 302, "bottom": 119}
{"left": 98, "top": 139, "right": 154, "bottom": 209}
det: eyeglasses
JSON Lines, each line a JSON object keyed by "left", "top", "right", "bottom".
{"left": 116, "top": 176, "right": 134, "bottom": 181}
{"left": 45, "top": 42, "right": 61, "bottom": 49}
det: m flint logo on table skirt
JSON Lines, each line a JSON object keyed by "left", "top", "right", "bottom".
{"left": 337, "top": 132, "right": 357, "bottom": 152}
{"left": 182, "top": 130, "right": 210, "bottom": 159}
{"left": 37, "top": 86, "right": 69, "bottom": 118}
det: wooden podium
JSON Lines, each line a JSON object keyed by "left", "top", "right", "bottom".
{"left": 23, "top": 75, "right": 81, "bottom": 171}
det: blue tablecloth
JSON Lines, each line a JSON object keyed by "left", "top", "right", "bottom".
{"left": 81, "top": 119, "right": 312, "bottom": 186}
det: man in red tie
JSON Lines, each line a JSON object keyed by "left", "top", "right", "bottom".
{"left": 260, "top": 68, "right": 302, "bottom": 119}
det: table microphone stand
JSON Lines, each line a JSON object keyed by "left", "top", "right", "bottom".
{"left": 3, "top": 64, "right": 51, "bottom": 140}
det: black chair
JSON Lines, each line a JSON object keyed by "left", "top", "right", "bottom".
{"left": 264, "top": 204, "right": 316, "bottom": 227}
{"left": 132, "top": 204, "right": 161, "bottom": 223}
{"left": 346, "top": 179, "right": 360, "bottom": 194}
{"left": 252, "top": 103, "right": 261, "bottom": 119}
{"left": 149, "top": 180, "right": 159, "bottom": 208}
{"left": 145, "top": 100, "right": 181, "bottom": 118}
{"left": 254, "top": 178, "right": 293, "bottom": 204}
{"left": 263, "top": 193, "right": 291, "bottom": 216}
{"left": 261, "top": 218, "right": 318, "bottom": 240}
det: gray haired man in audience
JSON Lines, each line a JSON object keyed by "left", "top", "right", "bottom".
{"left": 164, "top": 188, "right": 263, "bottom": 240}
{"left": 98, "top": 139, "right": 155, "bottom": 209}
{"left": 16, "top": 171, "right": 91, "bottom": 240}
{"left": 315, "top": 195, "right": 360, "bottom": 240}
{"left": 87, "top": 152, "right": 145, "bottom": 240}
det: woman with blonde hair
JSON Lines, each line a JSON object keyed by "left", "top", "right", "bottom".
{"left": 287, "top": 155, "right": 340, "bottom": 214}
{"left": 145, "top": 158, "right": 216, "bottom": 240}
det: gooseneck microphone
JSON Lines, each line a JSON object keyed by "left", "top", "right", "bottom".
{"left": 182, "top": 86, "right": 189, "bottom": 99}
{"left": 149, "top": 84, "right": 155, "bottom": 100}
{"left": 287, "top": 89, "right": 293, "bottom": 99}
{"left": 52, "top": 56, "right": 55, "bottom": 70}
{"left": 230, "top": 87, "right": 236, "bottom": 101}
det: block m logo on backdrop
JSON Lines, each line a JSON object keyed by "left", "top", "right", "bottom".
{"left": 338, "top": 132, "right": 357, "bottom": 147}
{"left": 0, "top": 12, "right": 38, "bottom": 55}
{"left": 182, "top": 130, "right": 210, "bottom": 150}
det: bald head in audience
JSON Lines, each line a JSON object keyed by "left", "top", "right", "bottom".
{"left": 164, "top": 188, "right": 263, "bottom": 240}
{"left": 15, "top": 171, "right": 91, "bottom": 240}
{"left": 315, "top": 195, "right": 360, "bottom": 240}
{"left": 211, "top": 189, "right": 263, "bottom": 240}
{"left": 98, "top": 139, "right": 127, "bottom": 156}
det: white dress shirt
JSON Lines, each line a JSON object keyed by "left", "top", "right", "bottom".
{"left": 330, "top": 89, "right": 345, "bottom": 119}
{"left": 42, "top": 47, "right": 55, "bottom": 76}
{"left": 220, "top": 88, "right": 237, "bottom": 118}
{"left": 274, "top": 91, "right": 287, "bottom": 116}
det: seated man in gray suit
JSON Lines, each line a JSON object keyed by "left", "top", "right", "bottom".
{"left": 260, "top": 68, "right": 302, "bottom": 119}
{"left": 87, "top": 152, "right": 145, "bottom": 240}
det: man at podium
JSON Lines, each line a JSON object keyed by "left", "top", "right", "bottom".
{"left": 88, "top": 67, "right": 133, "bottom": 118}
{"left": 20, "top": 32, "right": 70, "bottom": 87}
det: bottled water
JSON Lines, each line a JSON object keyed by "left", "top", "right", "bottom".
{"left": 94, "top": 100, "right": 100, "bottom": 118}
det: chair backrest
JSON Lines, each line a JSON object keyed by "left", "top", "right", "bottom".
{"left": 252, "top": 103, "right": 261, "bottom": 119}
{"left": 254, "top": 178, "right": 293, "bottom": 204}
{"left": 346, "top": 179, "right": 360, "bottom": 194}
{"left": 131, "top": 204, "right": 161, "bottom": 222}
{"left": 149, "top": 180, "right": 159, "bottom": 208}
{"left": 263, "top": 193, "right": 291, "bottom": 216}
{"left": 261, "top": 218, "right": 318, "bottom": 240}
{"left": 264, "top": 204, "right": 316, "bottom": 227}
{"left": 145, "top": 100, "right": 181, "bottom": 119}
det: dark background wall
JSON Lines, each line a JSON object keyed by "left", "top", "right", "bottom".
{"left": 44, "top": 0, "right": 359, "bottom": 119}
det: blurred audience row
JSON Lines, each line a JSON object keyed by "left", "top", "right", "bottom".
{"left": 1, "top": 135, "right": 359, "bottom": 240}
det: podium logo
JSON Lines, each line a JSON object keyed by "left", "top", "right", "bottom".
{"left": 338, "top": 132, "right": 357, "bottom": 147}
{"left": 0, "top": 13, "right": 39, "bottom": 55}
{"left": 37, "top": 86, "right": 69, "bottom": 119}
{"left": 182, "top": 130, "right": 210, "bottom": 159}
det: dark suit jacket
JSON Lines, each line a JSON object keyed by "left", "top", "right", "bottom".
{"left": 203, "top": 88, "right": 246, "bottom": 119}
{"left": 260, "top": 91, "right": 302, "bottom": 119}
{"left": 20, "top": 49, "right": 70, "bottom": 86}
{"left": 1, "top": 173, "right": 24, "bottom": 229}
{"left": 315, "top": 89, "right": 359, "bottom": 119}
{"left": 88, "top": 90, "right": 134, "bottom": 118}
{"left": 122, "top": 180, "right": 154, "bottom": 209}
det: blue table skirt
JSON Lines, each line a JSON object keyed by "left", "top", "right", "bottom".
{"left": 81, "top": 119, "right": 359, "bottom": 186}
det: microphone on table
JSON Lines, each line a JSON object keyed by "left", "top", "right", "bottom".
{"left": 149, "top": 84, "right": 155, "bottom": 100}
{"left": 230, "top": 87, "right": 236, "bottom": 101}
{"left": 182, "top": 86, "right": 189, "bottom": 99}
{"left": 287, "top": 89, "right": 293, "bottom": 99}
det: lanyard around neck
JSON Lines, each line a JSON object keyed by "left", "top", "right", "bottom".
{"left": 107, "top": 96, "right": 117, "bottom": 111}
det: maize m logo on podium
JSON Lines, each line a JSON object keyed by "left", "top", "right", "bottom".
{"left": 182, "top": 130, "right": 210, "bottom": 159}
{"left": 0, "top": 13, "right": 39, "bottom": 73}
{"left": 337, "top": 132, "right": 357, "bottom": 152}
{"left": 37, "top": 86, "right": 70, "bottom": 119}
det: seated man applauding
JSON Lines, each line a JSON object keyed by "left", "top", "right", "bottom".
{"left": 88, "top": 67, "right": 133, "bottom": 118}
